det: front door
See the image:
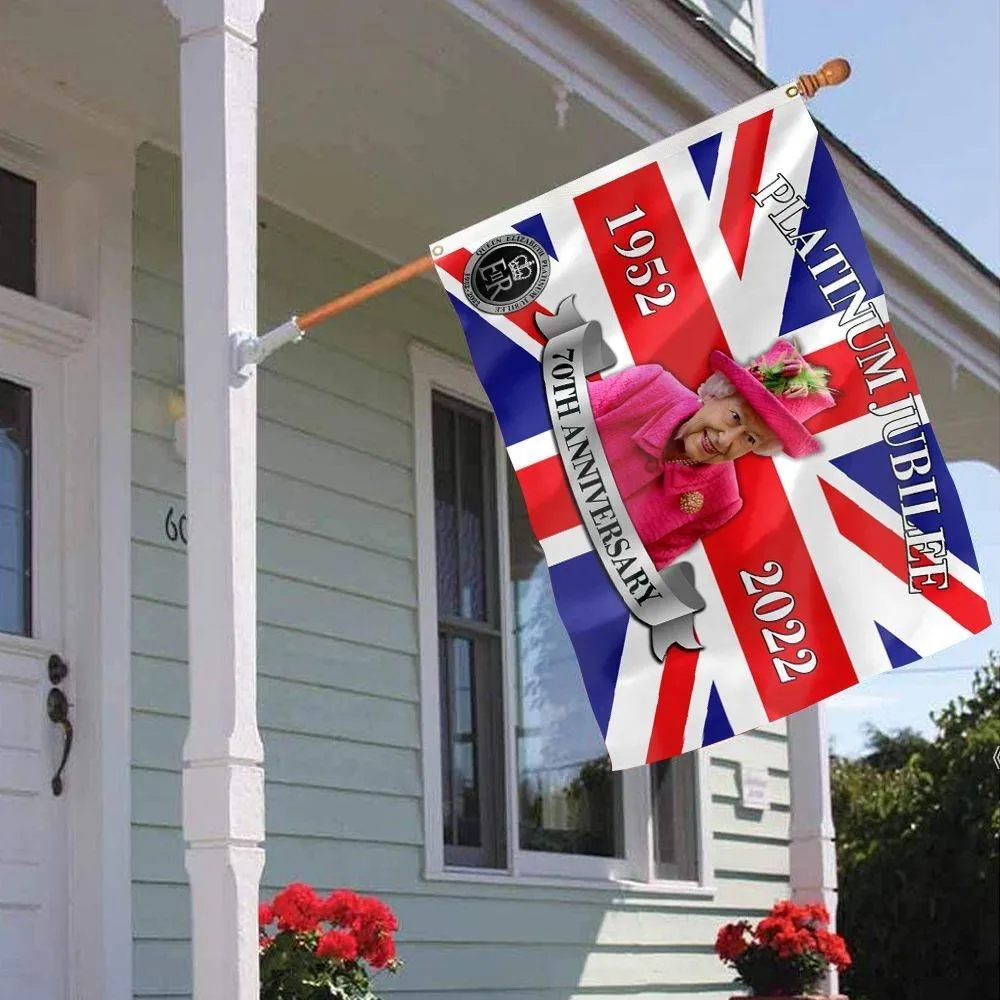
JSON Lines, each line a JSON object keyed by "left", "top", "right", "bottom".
{"left": 0, "top": 336, "right": 68, "bottom": 998}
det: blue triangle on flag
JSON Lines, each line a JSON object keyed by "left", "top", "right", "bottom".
{"left": 875, "top": 621, "right": 921, "bottom": 668}
{"left": 513, "top": 213, "right": 558, "bottom": 261}
{"left": 549, "top": 552, "right": 629, "bottom": 737}
{"left": 689, "top": 132, "right": 723, "bottom": 199}
{"left": 779, "top": 136, "right": 884, "bottom": 336}
{"left": 830, "top": 427, "right": 978, "bottom": 572}
{"left": 702, "top": 682, "right": 735, "bottom": 746}
{"left": 446, "top": 293, "right": 549, "bottom": 445}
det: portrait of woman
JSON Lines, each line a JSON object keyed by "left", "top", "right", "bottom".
{"left": 587, "top": 338, "right": 835, "bottom": 570}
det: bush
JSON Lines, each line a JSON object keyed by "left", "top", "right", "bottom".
{"left": 832, "top": 656, "right": 1000, "bottom": 1000}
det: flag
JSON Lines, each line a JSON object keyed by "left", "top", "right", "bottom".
{"left": 431, "top": 84, "right": 990, "bottom": 769}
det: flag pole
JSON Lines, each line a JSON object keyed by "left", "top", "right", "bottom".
{"left": 232, "top": 57, "right": 852, "bottom": 381}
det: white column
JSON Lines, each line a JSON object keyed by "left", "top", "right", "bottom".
{"left": 163, "top": 2, "right": 266, "bottom": 998}
{"left": 788, "top": 703, "right": 840, "bottom": 996}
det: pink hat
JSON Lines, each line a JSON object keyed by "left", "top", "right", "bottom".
{"left": 709, "top": 339, "right": 835, "bottom": 458}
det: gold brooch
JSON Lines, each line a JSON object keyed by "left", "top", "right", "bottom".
{"left": 679, "top": 490, "right": 704, "bottom": 514}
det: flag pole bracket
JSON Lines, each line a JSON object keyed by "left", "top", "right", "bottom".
{"left": 231, "top": 317, "right": 303, "bottom": 385}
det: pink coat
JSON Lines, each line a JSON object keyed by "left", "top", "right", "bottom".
{"left": 587, "top": 365, "right": 742, "bottom": 570}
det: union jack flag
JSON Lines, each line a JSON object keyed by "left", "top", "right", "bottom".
{"left": 432, "top": 86, "right": 990, "bottom": 769}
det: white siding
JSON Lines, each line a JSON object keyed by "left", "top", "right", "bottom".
{"left": 130, "top": 143, "right": 791, "bottom": 999}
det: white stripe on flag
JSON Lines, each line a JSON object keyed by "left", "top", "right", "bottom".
{"left": 604, "top": 616, "right": 663, "bottom": 771}
{"left": 539, "top": 525, "right": 592, "bottom": 567}
{"left": 507, "top": 430, "right": 558, "bottom": 470}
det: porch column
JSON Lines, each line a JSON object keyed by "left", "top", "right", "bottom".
{"left": 788, "top": 704, "right": 840, "bottom": 995}
{"left": 163, "top": 2, "right": 266, "bottom": 998}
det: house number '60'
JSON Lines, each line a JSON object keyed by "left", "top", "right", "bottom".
{"left": 164, "top": 505, "right": 188, "bottom": 546}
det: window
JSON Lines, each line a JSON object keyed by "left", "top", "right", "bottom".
{"left": 0, "top": 378, "right": 31, "bottom": 635}
{"left": 414, "top": 345, "right": 708, "bottom": 887}
{"left": 0, "top": 167, "right": 37, "bottom": 297}
{"left": 433, "top": 395, "right": 506, "bottom": 868}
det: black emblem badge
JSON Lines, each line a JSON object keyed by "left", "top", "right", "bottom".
{"left": 463, "top": 234, "right": 550, "bottom": 314}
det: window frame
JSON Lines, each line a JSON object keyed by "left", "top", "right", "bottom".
{"left": 411, "top": 342, "right": 713, "bottom": 893}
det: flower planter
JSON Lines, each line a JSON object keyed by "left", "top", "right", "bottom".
{"left": 715, "top": 900, "right": 852, "bottom": 1000}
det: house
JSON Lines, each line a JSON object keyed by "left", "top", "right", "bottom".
{"left": 0, "top": 1, "right": 996, "bottom": 998}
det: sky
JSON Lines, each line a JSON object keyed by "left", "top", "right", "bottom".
{"left": 765, "top": 2, "right": 1000, "bottom": 756}
{"left": 764, "top": 0, "right": 1000, "bottom": 273}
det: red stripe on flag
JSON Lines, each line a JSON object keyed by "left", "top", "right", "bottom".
{"left": 515, "top": 456, "right": 581, "bottom": 540}
{"left": 819, "top": 478, "right": 991, "bottom": 635}
{"left": 436, "top": 247, "right": 472, "bottom": 283}
{"left": 574, "top": 162, "right": 727, "bottom": 386}
{"left": 719, "top": 110, "right": 773, "bottom": 279}
{"left": 702, "top": 459, "right": 859, "bottom": 720}
{"left": 646, "top": 648, "right": 699, "bottom": 764}
{"left": 804, "top": 324, "right": 917, "bottom": 434}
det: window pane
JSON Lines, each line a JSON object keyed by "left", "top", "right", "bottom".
{"left": 0, "top": 378, "right": 31, "bottom": 635}
{"left": 509, "top": 472, "right": 624, "bottom": 857}
{"left": 432, "top": 400, "right": 459, "bottom": 616}
{"left": 440, "top": 632, "right": 480, "bottom": 849}
{"left": 456, "top": 411, "right": 487, "bottom": 620}
{"left": 651, "top": 759, "right": 677, "bottom": 865}
{"left": 652, "top": 757, "right": 698, "bottom": 880}
{"left": 0, "top": 167, "right": 37, "bottom": 297}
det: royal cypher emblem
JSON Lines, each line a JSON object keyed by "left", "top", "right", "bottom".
{"left": 463, "top": 233, "right": 550, "bottom": 314}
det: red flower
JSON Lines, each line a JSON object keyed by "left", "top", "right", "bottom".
{"left": 715, "top": 921, "right": 751, "bottom": 962}
{"left": 271, "top": 882, "right": 320, "bottom": 933}
{"left": 815, "top": 929, "right": 852, "bottom": 970}
{"left": 321, "top": 889, "right": 364, "bottom": 927}
{"left": 259, "top": 932, "right": 274, "bottom": 951}
{"left": 316, "top": 929, "right": 359, "bottom": 962}
{"left": 365, "top": 933, "right": 397, "bottom": 970}
{"left": 329, "top": 894, "right": 399, "bottom": 968}
{"left": 258, "top": 902, "right": 274, "bottom": 928}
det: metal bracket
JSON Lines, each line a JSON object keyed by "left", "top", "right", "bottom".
{"left": 231, "top": 316, "right": 304, "bottom": 385}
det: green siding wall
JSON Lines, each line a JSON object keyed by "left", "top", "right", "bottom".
{"left": 130, "top": 142, "right": 792, "bottom": 1000}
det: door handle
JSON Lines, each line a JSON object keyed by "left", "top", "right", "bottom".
{"left": 46, "top": 654, "right": 73, "bottom": 797}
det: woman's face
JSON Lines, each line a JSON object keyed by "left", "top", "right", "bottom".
{"left": 676, "top": 393, "right": 777, "bottom": 464}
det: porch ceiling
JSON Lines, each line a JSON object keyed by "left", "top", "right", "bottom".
{"left": 0, "top": 0, "right": 640, "bottom": 263}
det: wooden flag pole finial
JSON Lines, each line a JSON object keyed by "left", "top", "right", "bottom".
{"left": 796, "top": 58, "right": 852, "bottom": 99}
